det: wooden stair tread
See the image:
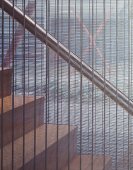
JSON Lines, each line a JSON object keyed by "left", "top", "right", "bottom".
{"left": 0, "top": 124, "right": 76, "bottom": 170}
{"left": 64, "top": 155, "right": 112, "bottom": 170}
{"left": 0, "top": 95, "right": 43, "bottom": 113}
{"left": 0, "top": 95, "right": 44, "bottom": 147}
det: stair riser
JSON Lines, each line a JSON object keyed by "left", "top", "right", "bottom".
{"left": 0, "top": 96, "right": 44, "bottom": 147}
{"left": 0, "top": 68, "right": 12, "bottom": 98}
{"left": 20, "top": 127, "right": 77, "bottom": 170}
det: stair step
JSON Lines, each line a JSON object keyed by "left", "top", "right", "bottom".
{"left": 64, "top": 155, "right": 112, "bottom": 170}
{"left": 0, "top": 95, "right": 44, "bottom": 147}
{"left": 0, "top": 124, "right": 77, "bottom": 170}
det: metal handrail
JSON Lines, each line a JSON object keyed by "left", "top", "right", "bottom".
{"left": 1, "top": 0, "right": 133, "bottom": 115}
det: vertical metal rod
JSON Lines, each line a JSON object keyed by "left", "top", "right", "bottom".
{"left": 68, "top": 0, "right": 71, "bottom": 169}
{"left": 60, "top": 0, "right": 63, "bottom": 124}
{"left": 109, "top": 0, "right": 112, "bottom": 157}
{"left": 94, "top": 0, "right": 97, "bottom": 155}
{"left": 34, "top": 0, "right": 37, "bottom": 168}
{"left": 91, "top": 0, "right": 94, "bottom": 169}
{"left": 123, "top": 0, "right": 126, "bottom": 168}
{"left": 1, "top": 0, "right": 4, "bottom": 169}
{"left": 130, "top": 0, "right": 133, "bottom": 168}
{"left": 45, "top": 0, "right": 48, "bottom": 169}
{"left": 27, "top": 24, "right": 30, "bottom": 95}
{"left": 128, "top": 0, "right": 131, "bottom": 169}
{"left": 115, "top": 0, "right": 118, "bottom": 169}
{"left": 11, "top": 0, "right": 15, "bottom": 169}
{"left": 56, "top": 0, "right": 59, "bottom": 169}
{"left": 88, "top": 0, "right": 91, "bottom": 156}
{"left": 73, "top": 0, "right": 77, "bottom": 127}
{"left": 103, "top": 0, "right": 106, "bottom": 169}
{"left": 46, "top": 0, "right": 50, "bottom": 124}
{"left": 22, "top": 0, "right": 26, "bottom": 168}
{"left": 40, "top": 0, "right": 43, "bottom": 102}
{"left": 80, "top": 0, "right": 83, "bottom": 169}
{"left": 53, "top": 0, "right": 56, "bottom": 127}
{"left": 74, "top": 0, "right": 77, "bottom": 126}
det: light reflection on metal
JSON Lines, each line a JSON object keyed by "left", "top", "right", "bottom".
{"left": 1, "top": 0, "right": 133, "bottom": 115}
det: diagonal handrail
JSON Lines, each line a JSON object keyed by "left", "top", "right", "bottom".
{"left": 1, "top": 0, "right": 133, "bottom": 115}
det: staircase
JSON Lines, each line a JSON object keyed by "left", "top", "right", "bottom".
{"left": 0, "top": 68, "right": 112, "bottom": 170}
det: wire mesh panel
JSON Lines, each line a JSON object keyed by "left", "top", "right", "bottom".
{"left": 45, "top": 1, "right": 132, "bottom": 169}
{"left": 0, "top": 0, "right": 133, "bottom": 170}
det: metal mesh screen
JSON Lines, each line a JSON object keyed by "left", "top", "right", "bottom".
{"left": 0, "top": 0, "right": 133, "bottom": 170}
